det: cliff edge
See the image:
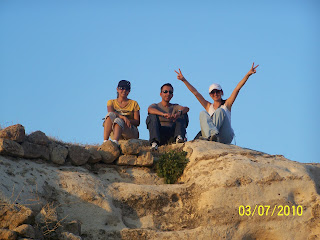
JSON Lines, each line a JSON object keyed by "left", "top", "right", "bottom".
{"left": 0, "top": 125, "right": 319, "bottom": 240}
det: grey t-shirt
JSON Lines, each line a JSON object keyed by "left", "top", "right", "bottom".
{"left": 149, "top": 102, "right": 182, "bottom": 127}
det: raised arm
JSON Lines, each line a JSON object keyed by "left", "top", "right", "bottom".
{"left": 225, "top": 62, "right": 259, "bottom": 111}
{"left": 175, "top": 69, "right": 211, "bottom": 112}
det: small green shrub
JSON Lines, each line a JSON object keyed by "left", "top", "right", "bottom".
{"left": 156, "top": 150, "right": 189, "bottom": 184}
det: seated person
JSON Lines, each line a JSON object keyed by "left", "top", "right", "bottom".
{"left": 146, "top": 83, "right": 189, "bottom": 150}
{"left": 174, "top": 63, "right": 259, "bottom": 143}
{"left": 103, "top": 80, "right": 140, "bottom": 145}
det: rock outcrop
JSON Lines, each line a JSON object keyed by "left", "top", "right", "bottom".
{"left": 0, "top": 138, "right": 24, "bottom": 157}
{"left": 0, "top": 124, "right": 25, "bottom": 143}
{"left": 0, "top": 124, "right": 319, "bottom": 240}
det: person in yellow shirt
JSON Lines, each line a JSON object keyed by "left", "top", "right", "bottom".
{"left": 103, "top": 80, "right": 140, "bottom": 145}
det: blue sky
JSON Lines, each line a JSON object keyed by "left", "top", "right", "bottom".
{"left": 1, "top": 0, "right": 319, "bottom": 163}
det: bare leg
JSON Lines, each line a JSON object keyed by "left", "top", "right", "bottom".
{"left": 103, "top": 117, "right": 113, "bottom": 141}
{"left": 113, "top": 124, "right": 122, "bottom": 141}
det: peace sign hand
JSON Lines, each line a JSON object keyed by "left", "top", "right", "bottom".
{"left": 174, "top": 68, "right": 186, "bottom": 81}
{"left": 248, "top": 62, "right": 259, "bottom": 76}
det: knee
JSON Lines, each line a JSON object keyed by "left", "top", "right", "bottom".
{"left": 177, "top": 113, "right": 188, "bottom": 126}
{"left": 103, "top": 116, "right": 112, "bottom": 128}
{"left": 180, "top": 113, "right": 188, "bottom": 120}
{"left": 106, "top": 112, "right": 117, "bottom": 118}
{"left": 146, "top": 114, "right": 159, "bottom": 126}
{"left": 114, "top": 118, "right": 125, "bottom": 129}
{"left": 214, "top": 108, "right": 226, "bottom": 117}
{"left": 148, "top": 114, "right": 158, "bottom": 120}
{"left": 199, "top": 111, "right": 210, "bottom": 119}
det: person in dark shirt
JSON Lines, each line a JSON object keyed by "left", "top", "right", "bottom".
{"left": 146, "top": 83, "right": 189, "bottom": 150}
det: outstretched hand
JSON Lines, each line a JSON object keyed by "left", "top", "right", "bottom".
{"left": 174, "top": 68, "right": 186, "bottom": 81}
{"left": 248, "top": 62, "right": 259, "bottom": 76}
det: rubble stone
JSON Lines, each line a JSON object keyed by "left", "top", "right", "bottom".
{"left": 85, "top": 147, "right": 102, "bottom": 164}
{"left": 27, "top": 131, "right": 50, "bottom": 146}
{"left": 68, "top": 145, "right": 90, "bottom": 166}
{"left": 49, "top": 143, "right": 68, "bottom": 165}
{"left": 0, "top": 124, "right": 25, "bottom": 143}
{"left": 0, "top": 138, "right": 24, "bottom": 157}
{"left": 117, "top": 151, "right": 154, "bottom": 167}
{"left": 0, "top": 204, "right": 34, "bottom": 230}
{"left": 119, "top": 139, "right": 149, "bottom": 155}
{"left": 21, "top": 142, "right": 50, "bottom": 161}
{"left": 13, "top": 224, "right": 35, "bottom": 239}
{"left": 98, "top": 141, "right": 120, "bottom": 164}
{"left": 63, "top": 220, "right": 81, "bottom": 236}
{"left": 0, "top": 229, "right": 17, "bottom": 240}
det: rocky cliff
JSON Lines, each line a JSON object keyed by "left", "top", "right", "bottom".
{"left": 0, "top": 125, "right": 319, "bottom": 240}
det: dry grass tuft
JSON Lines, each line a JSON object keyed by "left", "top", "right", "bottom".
{"left": 38, "top": 202, "right": 68, "bottom": 237}
{"left": 1, "top": 185, "right": 68, "bottom": 238}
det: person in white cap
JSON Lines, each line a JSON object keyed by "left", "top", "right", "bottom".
{"left": 174, "top": 63, "right": 259, "bottom": 143}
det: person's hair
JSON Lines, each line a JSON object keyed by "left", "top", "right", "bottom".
{"left": 160, "top": 83, "right": 174, "bottom": 92}
{"left": 116, "top": 80, "right": 131, "bottom": 98}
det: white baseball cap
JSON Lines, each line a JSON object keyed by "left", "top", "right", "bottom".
{"left": 209, "top": 83, "right": 222, "bottom": 93}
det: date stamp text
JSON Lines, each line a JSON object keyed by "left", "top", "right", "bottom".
{"left": 239, "top": 205, "right": 303, "bottom": 217}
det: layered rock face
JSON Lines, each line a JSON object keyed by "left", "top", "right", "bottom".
{"left": 0, "top": 125, "right": 319, "bottom": 240}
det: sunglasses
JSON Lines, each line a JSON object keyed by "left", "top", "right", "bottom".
{"left": 210, "top": 89, "right": 222, "bottom": 95}
{"left": 118, "top": 87, "right": 130, "bottom": 91}
{"left": 162, "top": 90, "right": 173, "bottom": 94}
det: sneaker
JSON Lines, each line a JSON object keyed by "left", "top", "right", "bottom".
{"left": 176, "top": 135, "right": 185, "bottom": 144}
{"left": 110, "top": 139, "right": 119, "bottom": 145}
{"left": 209, "top": 134, "right": 219, "bottom": 142}
{"left": 199, "top": 136, "right": 208, "bottom": 141}
{"left": 150, "top": 142, "right": 158, "bottom": 151}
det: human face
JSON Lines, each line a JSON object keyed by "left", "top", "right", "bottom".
{"left": 209, "top": 89, "right": 223, "bottom": 101}
{"left": 160, "top": 86, "right": 173, "bottom": 103}
{"left": 117, "top": 87, "right": 130, "bottom": 98}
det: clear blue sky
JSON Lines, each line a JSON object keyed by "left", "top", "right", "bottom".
{"left": 1, "top": 0, "right": 319, "bottom": 163}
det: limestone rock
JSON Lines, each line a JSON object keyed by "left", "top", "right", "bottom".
{"left": 117, "top": 152, "right": 154, "bottom": 167}
{"left": 0, "top": 138, "right": 24, "bottom": 157}
{"left": 27, "top": 131, "right": 50, "bottom": 146}
{"left": 0, "top": 229, "right": 17, "bottom": 240}
{"left": 12, "top": 224, "right": 35, "bottom": 239}
{"left": 49, "top": 143, "right": 68, "bottom": 165}
{"left": 117, "top": 155, "right": 138, "bottom": 166}
{"left": 119, "top": 139, "right": 149, "bottom": 155}
{"left": 137, "top": 151, "right": 154, "bottom": 166}
{"left": 60, "top": 232, "right": 82, "bottom": 240}
{"left": 68, "top": 145, "right": 90, "bottom": 166}
{"left": 0, "top": 204, "right": 34, "bottom": 230}
{"left": 0, "top": 140, "right": 319, "bottom": 240}
{"left": 98, "top": 141, "right": 120, "bottom": 163}
{"left": 85, "top": 147, "right": 102, "bottom": 164}
{"left": 21, "top": 141, "right": 50, "bottom": 160}
{"left": 92, "top": 163, "right": 109, "bottom": 171}
{"left": 63, "top": 220, "right": 81, "bottom": 236}
{"left": 0, "top": 124, "right": 25, "bottom": 143}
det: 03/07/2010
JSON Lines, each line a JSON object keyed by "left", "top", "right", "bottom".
{"left": 238, "top": 205, "right": 303, "bottom": 217}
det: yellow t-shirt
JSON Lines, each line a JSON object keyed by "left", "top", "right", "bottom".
{"left": 107, "top": 99, "right": 140, "bottom": 120}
